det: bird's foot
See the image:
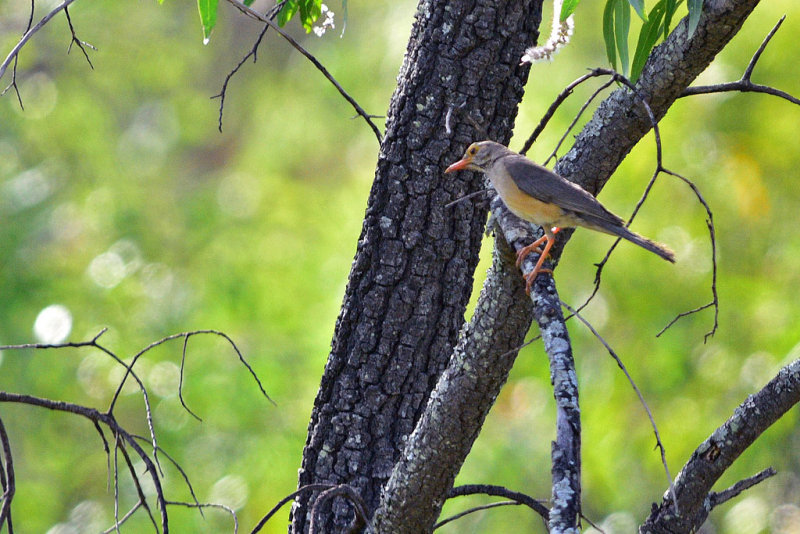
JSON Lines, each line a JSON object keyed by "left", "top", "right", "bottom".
{"left": 515, "top": 235, "right": 549, "bottom": 268}
{"left": 524, "top": 267, "right": 553, "bottom": 294}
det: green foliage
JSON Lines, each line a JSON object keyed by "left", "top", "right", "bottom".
{"left": 194, "top": 0, "right": 322, "bottom": 42}
{"left": 278, "top": 0, "right": 324, "bottom": 33}
{"left": 197, "top": 0, "right": 219, "bottom": 43}
{"left": 599, "top": 0, "right": 701, "bottom": 81}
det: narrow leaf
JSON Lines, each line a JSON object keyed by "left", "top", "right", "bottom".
{"left": 278, "top": 0, "right": 299, "bottom": 27}
{"left": 603, "top": 0, "right": 617, "bottom": 70}
{"left": 687, "top": 0, "right": 703, "bottom": 38}
{"left": 631, "top": 0, "right": 666, "bottom": 82}
{"left": 197, "top": 0, "right": 219, "bottom": 44}
{"left": 614, "top": 0, "right": 631, "bottom": 75}
{"left": 663, "top": 0, "right": 679, "bottom": 38}
{"left": 627, "top": 0, "right": 647, "bottom": 22}
{"left": 560, "top": 0, "right": 581, "bottom": 21}
{"left": 243, "top": 0, "right": 256, "bottom": 5}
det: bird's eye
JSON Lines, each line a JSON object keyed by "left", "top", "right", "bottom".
{"left": 468, "top": 146, "right": 478, "bottom": 155}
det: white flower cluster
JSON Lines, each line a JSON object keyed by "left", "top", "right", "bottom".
{"left": 313, "top": 4, "right": 336, "bottom": 37}
{"left": 521, "top": 0, "right": 575, "bottom": 64}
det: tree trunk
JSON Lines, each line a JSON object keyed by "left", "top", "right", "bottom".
{"left": 290, "top": 1, "right": 544, "bottom": 531}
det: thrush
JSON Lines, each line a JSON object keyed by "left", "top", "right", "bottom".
{"left": 445, "top": 141, "right": 675, "bottom": 293}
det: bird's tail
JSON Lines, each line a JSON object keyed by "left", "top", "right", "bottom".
{"left": 610, "top": 225, "right": 675, "bottom": 263}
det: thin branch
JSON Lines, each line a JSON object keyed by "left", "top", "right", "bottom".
{"left": 0, "top": 392, "right": 169, "bottom": 532}
{"left": 212, "top": 2, "right": 282, "bottom": 132}
{"left": 447, "top": 484, "right": 549, "bottom": 519}
{"left": 443, "top": 188, "right": 491, "bottom": 209}
{"left": 0, "top": 417, "right": 15, "bottom": 534}
{"left": 519, "top": 69, "right": 609, "bottom": 156}
{"left": 250, "top": 484, "right": 334, "bottom": 534}
{"left": 656, "top": 170, "right": 719, "bottom": 341}
{"left": 0, "top": 0, "right": 34, "bottom": 108}
{"left": 64, "top": 5, "right": 96, "bottom": 68}
{"left": 544, "top": 78, "right": 616, "bottom": 167}
{"left": 166, "top": 501, "right": 238, "bottom": 533}
{"left": 0, "top": 0, "right": 80, "bottom": 82}
{"left": 222, "top": 0, "right": 383, "bottom": 143}
{"left": 707, "top": 467, "right": 776, "bottom": 510}
{"left": 681, "top": 16, "right": 800, "bottom": 106}
{"left": 434, "top": 501, "right": 520, "bottom": 530}
{"left": 560, "top": 299, "right": 677, "bottom": 515}
{"left": 309, "top": 484, "right": 367, "bottom": 534}
{"left": 641, "top": 360, "right": 800, "bottom": 532}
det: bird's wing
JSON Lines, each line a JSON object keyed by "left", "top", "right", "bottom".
{"left": 502, "top": 156, "right": 625, "bottom": 226}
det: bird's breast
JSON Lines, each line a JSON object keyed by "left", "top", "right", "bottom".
{"left": 491, "top": 173, "right": 567, "bottom": 227}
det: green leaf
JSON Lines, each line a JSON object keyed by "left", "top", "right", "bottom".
{"left": 197, "top": 0, "right": 219, "bottom": 43}
{"left": 603, "top": 0, "right": 617, "bottom": 70}
{"left": 560, "top": 0, "right": 581, "bottom": 21}
{"left": 627, "top": 0, "right": 647, "bottom": 22}
{"left": 278, "top": 0, "right": 299, "bottom": 27}
{"left": 631, "top": 0, "right": 666, "bottom": 82}
{"left": 298, "top": 0, "right": 322, "bottom": 33}
{"left": 663, "top": 0, "right": 680, "bottom": 38}
{"left": 243, "top": 0, "right": 256, "bottom": 5}
{"left": 614, "top": 0, "right": 631, "bottom": 76}
{"left": 687, "top": 0, "right": 703, "bottom": 38}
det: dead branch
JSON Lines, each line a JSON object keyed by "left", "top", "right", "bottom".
{"left": 640, "top": 360, "right": 800, "bottom": 532}
{"left": 447, "top": 484, "right": 549, "bottom": 519}
{"left": 0, "top": 0, "right": 81, "bottom": 83}
{"left": 222, "top": 0, "right": 383, "bottom": 143}
{"left": 64, "top": 5, "right": 96, "bottom": 68}
{"left": 250, "top": 483, "right": 334, "bottom": 534}
{"left": 681, "top": 16, "right": 800, "bottom": 106}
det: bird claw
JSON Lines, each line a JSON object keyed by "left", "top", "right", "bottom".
{"left": 524, "top": 267, "right": 553, "bottom": 294}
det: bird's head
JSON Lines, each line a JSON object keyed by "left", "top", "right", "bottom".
{"left": 445, "top": 141, "right": 505, "bottom": 173}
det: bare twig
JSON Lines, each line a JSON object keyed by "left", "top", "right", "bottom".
{"left": 64, "top": 5, "right": 96, "bottom": 68}
{"left": 0, "top": 417, "right": 15, "bottom": 533}
{"left": 166, "top": 501, "right": 239, "bottom": 533}
{"left": 0, "top": 392, "right": 169, "bottom": 531}
{"left": 212, "top": 2, "right": 283, "bottom": 132}
{"left": 656, "top": 171, "right": 719, "bottom": 341}
{"left": 434, "top": 501, "right": 520, "bottom": 530}
{"left": 0, "top": 0, "right": 80, "bottom": 83}
{"left": 0, "top": 0, "right": 34, "bottom": 108}
{"left": 560, "top": 299, "right": 678, "bottom": 515}
{"left": 707, "top": 467, "right": 777, "bottom": 509}
{"left": 251, "top": 483, "right": 334, "bottom": 534}
{"left": 681, "top": 16, "right": 799, "bottom": 107}
{"left": 443, "top": 188, "right": 491, "bottom": 209}
{"left": 551, "top": 69, "right": 719, "bottom": 341}
{"left": 308, "top": 484, "right": 367, "bottom": 534}
{"left": 519, "top": 69, "right": 610, "bottom": 156}
{"left": 448, "top": 484, "right": 549, "bottom": 519}
{"left": 544, "top": 78, "right": 616, "bottom": 167}
{"left": 223, "top": 0, "right": 383, "bottom": 143}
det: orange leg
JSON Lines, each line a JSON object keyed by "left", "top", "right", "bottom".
{"left": 517, "top": 227, "right": 561, "bottom": 294}
{"left": 515, "top": 235, "right": 548, "bottom": 268}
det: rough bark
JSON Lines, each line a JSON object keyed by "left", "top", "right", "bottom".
{"left": 370, "top": 200, "right": 534, "bottom": 533}
{"left": 294, "top": 0, "right": 764, "bottom": 531}
{"left": 368, "top": 1, "right": 764, "bottom": 533}
{"left": 290, "top": 1, "right": 543, "bottom": 531}
{"left": 640, "top": 358, "right": 800, "bottom": 533}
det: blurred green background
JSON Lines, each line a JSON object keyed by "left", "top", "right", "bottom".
{"left": 1, "top": 0, "right": 799, "bottom": 532}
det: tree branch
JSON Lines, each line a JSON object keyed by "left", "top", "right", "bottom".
{"left": 370, "top": 225, "right": 534, "bottom": 533}
{"left": 640, "top": 360, "right": 800, "bottom": 533}
{"left": 222, "top": 0, "right": 383, "bottom": 142}
{"left": 680, "top": 16, "right": 800, "bottom": 106}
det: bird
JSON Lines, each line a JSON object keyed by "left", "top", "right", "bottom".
{"left": 445, "top": 140, "right": 674, "bottom": 293}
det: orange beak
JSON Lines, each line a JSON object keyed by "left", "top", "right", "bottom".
{"left": 445, "top": 156, "right": 473, "bottom": 173}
